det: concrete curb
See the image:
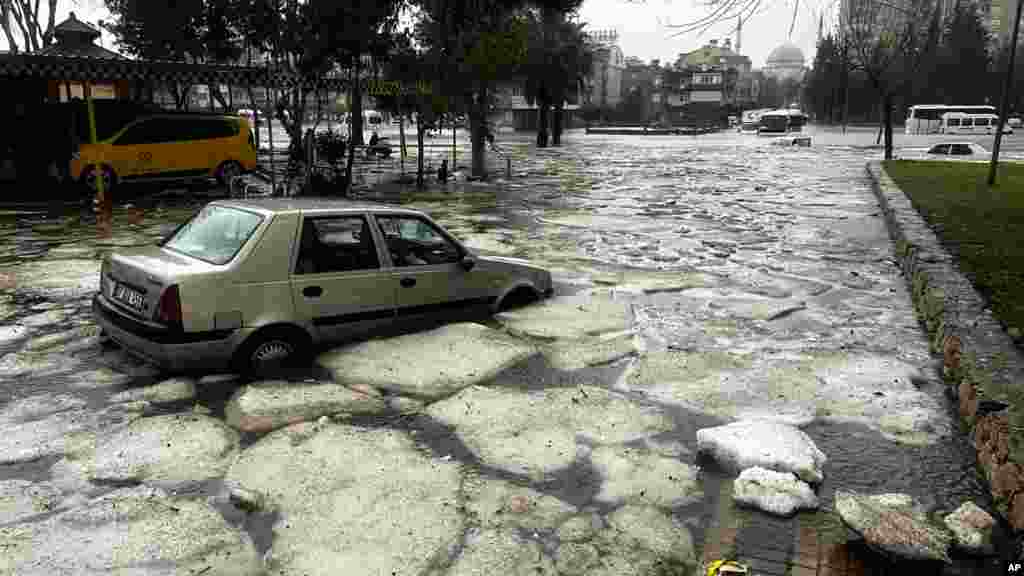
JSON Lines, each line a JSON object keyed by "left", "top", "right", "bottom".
{"left": 866, "top": 160, "right": 1024, "bottom": 532}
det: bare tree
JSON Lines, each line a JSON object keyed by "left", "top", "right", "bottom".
{"left": 0, "top": 0, "right": 59, "bottom": 53}
{"left": 664, "top": 0, "right": 778, "bottom": 40}
{"left": 844, "top": 0, "right": 942, "bottom": 159}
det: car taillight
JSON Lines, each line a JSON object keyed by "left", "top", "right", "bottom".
{"left": 157, "top": 285, "right": 182, "bottom": 328}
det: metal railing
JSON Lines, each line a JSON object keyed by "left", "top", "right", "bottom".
{"left": 236, "top": 142, "right": 512, "bottom": 198}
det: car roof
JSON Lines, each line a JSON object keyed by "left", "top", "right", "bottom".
{"left": 212, "top": 197, "right": 426, "bottom": 217}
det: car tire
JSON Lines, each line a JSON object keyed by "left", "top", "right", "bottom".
{"left": 233, "top": 326, "right": 312, "bottom": 375}
{"left": 82, "top": 165, "right": 116, "bottom": 195}
{"left": 216, "top": 160, "right": 243, "bottom": 187}
{"left": 497, "top": 286, "right": 541, "bottom": 313}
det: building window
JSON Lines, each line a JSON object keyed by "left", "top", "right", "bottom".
{"left": 694, "top": 73, "right": 721, "bottom": 85}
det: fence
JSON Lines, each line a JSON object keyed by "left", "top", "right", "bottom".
{"left": 235, "top": 140, "right": 513, "bottom": 198}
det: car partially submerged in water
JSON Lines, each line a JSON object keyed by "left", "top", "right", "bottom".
{"left": 93, "top": 198, "right": 554, "bottom": 374}
{"left": 899, "top": 142, "right": 992, "bottom": 161}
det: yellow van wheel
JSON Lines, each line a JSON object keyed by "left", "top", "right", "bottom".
{"left": 81, "top": 165, "right": 116, "bottom": 195}
{"left": 216, "top": 161, "right": 243, "bottom": 187}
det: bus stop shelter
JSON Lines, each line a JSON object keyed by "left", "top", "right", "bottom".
{"left": 0, "top": 50, "right": 345, "bottom": 199}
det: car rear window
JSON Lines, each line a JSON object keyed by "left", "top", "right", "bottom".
{"left": 161, "top": 205, "right": 264, "bottom": 265}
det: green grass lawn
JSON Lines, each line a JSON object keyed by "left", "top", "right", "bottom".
{"left": 882, "top": 160, "right": 1024, "bottom": 337}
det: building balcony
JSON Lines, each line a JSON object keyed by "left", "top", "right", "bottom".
{"left": 688, "top": 83, "right": 724, "bottom": 91}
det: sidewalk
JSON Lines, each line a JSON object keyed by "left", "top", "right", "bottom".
{"left": 866, "top": 160, "right": 1024, "bottom": 534}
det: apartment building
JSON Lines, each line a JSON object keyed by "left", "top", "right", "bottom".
{"left": 583, "top": 41, "right": 625, "bottom": 108}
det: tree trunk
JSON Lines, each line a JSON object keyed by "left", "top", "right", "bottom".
{"left": 342, "top": 114, "right": 357, "bottom": 197}
{"left": 552, "top": 105, "right": 563, "bottom": 146}
{"left": 399, "top": 114, "right": 406, "bottom": 177}
{"left": 211, "top": 84, "right": 229, "bottom": 111}
{"left": 417, "top": 120, "right": 425, "bottom": 189}
{"left": 0, "top": 3, "right": 20, "bottom": 54}
{"left": 173, "top": 84, "right": 191, "bottom": 111}
{"left": 883, "top": 92, "right": 894, "bottom": 160}
{"left": 537, "top": 102, "right": 549, "bottom": 147}
{"left": 246, "top": 86, "right": 261, "bottom": 150}
{"left": 351, "top": 57, "right": 364, "bottom": 146}
{"left": 9, "top": 3, "right": 31, "bottom": 52}
{"left": 470, "top": 86, "right": 488, "bottom": 180}
{"left": 280, "top": 86, "right": 307, "bottom": 150}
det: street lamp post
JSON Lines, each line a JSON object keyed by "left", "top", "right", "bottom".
{"left": 988, "top": 0, "right": 1024, "bottom": 186}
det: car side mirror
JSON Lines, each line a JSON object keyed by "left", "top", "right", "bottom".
{"left": 460, "top": 256, "right": 475, "bottom": 271}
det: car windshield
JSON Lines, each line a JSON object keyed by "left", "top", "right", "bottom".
{"left": 161, "top": 205, "right": 263, "bottom": 265}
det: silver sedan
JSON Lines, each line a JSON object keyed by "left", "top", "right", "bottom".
{"left": 93, "top": 199, "right": 553, "bottom": 374}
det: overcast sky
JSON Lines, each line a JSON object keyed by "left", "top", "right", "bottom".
{"left": 5, "top": 0, "right": 829, "bottom": 69}
{"left": 576, "top": 0, "right": 828, "bottom": 68}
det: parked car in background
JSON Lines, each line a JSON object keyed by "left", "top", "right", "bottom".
{"left": 237, "top": 108, "right": 263, "bottom": 126}
{"left": 771, "top": 135, "right": 812, "bottom": 147}
{"left": 926, "top": 142, "right": 990, "bottom": 158}
{"left": 92, "top": 199, "right": 554, "bottom": 374}
{"left": 71, "top": 114, "right": 256, "bottom": 194}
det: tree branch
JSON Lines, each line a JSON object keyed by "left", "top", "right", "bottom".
{"left": 14, "top": 0, "right": 37, "bottom": 50}
{"left": 43, "top": 0, "right": 55, "bottom": 46}
{"left": 0, "top": 1, "right": 22, "bottom": 53}
{"left": 8, "top": 1, "right": 31, "bottom": 52}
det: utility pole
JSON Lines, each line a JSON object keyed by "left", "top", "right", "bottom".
{"left": 989, "top": 0, "right": 1023, "bottom": 186}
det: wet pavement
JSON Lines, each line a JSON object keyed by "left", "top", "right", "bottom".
{"left": 0, "top": 126, "right": 1014, "bottom": 575}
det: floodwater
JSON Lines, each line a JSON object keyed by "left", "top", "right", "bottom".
{"left": 0, "top": 126, "right": 1015, "bottom": 575}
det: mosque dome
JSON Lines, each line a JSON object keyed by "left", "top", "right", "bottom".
{"left": 764, "top": 43, "right": 806, "bottom": 81}
{"left": 767, "top": 43, "right": 805, "bottom": 66}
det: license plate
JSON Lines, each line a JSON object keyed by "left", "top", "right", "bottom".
{"left": 113, "top": 282, "right": 146, "bottom": 312}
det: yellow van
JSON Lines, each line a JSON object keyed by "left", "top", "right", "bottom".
{"left": 71, "top": 113, "right": 256, "bottom": 194}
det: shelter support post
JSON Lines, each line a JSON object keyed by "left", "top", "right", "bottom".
{"left": 85, "top": 82, "right": 111, "bottom": 237}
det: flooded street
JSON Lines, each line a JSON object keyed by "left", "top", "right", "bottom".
{"left": 0, "top": 127, "right": 1010, "bottom": 575}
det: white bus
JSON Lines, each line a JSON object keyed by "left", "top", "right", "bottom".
{"left": 940, "top": 112, "right": 1014, "bottom": 135}
{"left": 905, "top": 104, "right": 997, "bottom": 134}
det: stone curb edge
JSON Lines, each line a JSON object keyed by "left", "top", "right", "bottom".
{"left": 866, "top": 160, "right": 1024, "bottom": 532}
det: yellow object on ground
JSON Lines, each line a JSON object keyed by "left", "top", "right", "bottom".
{"left": 705, "top": 559, "right": 750, "bottom": 576}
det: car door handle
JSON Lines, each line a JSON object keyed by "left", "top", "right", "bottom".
{"left": 303, "top": 286, "right": 323, "bottom": 298}
{"left": 400, "top": 277, "right": 416, "bottom": 288}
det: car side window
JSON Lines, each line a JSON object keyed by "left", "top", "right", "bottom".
{"left": 174, "top": 119, "right": 211, "bottom": 141}
{"left": 295, "top": 216, "right": 379, "bottom": 275}
{"left": 376, "top": 215, "right": 462, "bottom": 267}
{"left": 216, "top": 119, "right": 239, "bottom": 139}
{"left": 951, "top": 144, "right": 972, "bottom": 155}
{"left": 928, "top": 145, "right": 948, "bottom": 155}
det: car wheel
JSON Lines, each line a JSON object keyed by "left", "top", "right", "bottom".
{"left": 234, "top": 327, "right": 311, "bottom": 375}
{"left": 497, "top": 286, "right": 541, "bottom": 313}
{"left": 216, "top": 160, "right": 243, "bottom": 187}
{"left": 82, "top": 165, "right": 116, "bottom": 195}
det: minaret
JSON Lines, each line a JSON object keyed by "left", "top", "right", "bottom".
{"left": 736, "top": 16, "right": 742, "bottom": 55}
